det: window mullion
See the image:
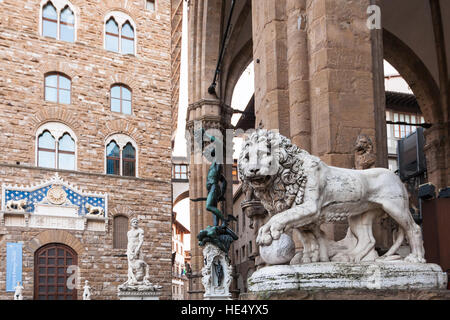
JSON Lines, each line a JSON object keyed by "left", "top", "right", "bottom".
{"left": 120, "top": 87, "right": 123, "bottom": 113}
{"left": 118, "top": 24, "right": 122, "bottom": 53}
{"left": 57, "top": 10, "right": 61, "bottom": 40}
{"left": 55, "top": 140, "right": 59, "bottom": 169}
{"left": 120, "top": 149, "right": 123, "bottom": 176}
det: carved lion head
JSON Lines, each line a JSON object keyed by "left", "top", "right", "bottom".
{"left": 238, "top": 130, "right": 307, "bottom": 197}
{"left": 354, "top": 134, "right": 373, "bottom": 153}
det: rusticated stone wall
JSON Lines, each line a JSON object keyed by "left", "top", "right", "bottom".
{"left": 0, "top": 0, "right": 173, "bottom": 300}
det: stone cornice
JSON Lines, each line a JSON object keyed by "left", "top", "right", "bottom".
{"left": 187, "top": 99, "right": 234, "bottom": 116}
{"left": 0, "top": 163, "right": 170, "bottom": 186}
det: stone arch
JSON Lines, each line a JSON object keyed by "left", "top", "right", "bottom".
{"left": 220, "top": 0, "right": 253, "bottom": 105}
{"left": 383, "top": 29, "right": 442, "bottom": 124}
{"left": 30, "top": 106, "right": 82, "bottom": 135}
{"left": 38, "top": 60, "right": 76, "bottom": 81}
{"left": 383, "top": 29, "right": 448, "bottom": 188}
{"left": 25, "top": 230, "right": 85, "bottom": 255}
{"left": 108, "top": 74, "right": 139, "bottom": 94}
{"left": 109, "top": 204, "right": 134, "bottom": 218}
{"left": 98, "top": 119, "right": 145, "bottom": 146}
{"left": 100, "top": 2, "right": 140, "bottom": 22}
{"left": 174, "top": 190, "right": 189, "bottom": 207}
{"left": 223, "top": 40, "right": 254, "bottom": 107}
{"left": 29, "top": 108, "right": 81, "bottom": 168}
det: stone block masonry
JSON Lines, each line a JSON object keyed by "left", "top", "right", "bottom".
{"left": 0, "top": 0, "right": 173, "bottom": 300}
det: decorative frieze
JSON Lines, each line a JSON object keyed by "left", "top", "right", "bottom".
{"left": 1, "top": 173, "right": 108, "bottom": 232}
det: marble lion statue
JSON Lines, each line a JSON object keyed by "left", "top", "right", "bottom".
{"left": 6, "top": 199, "right": 28, "bottom": 212}
{"left": 85, "top": 204, "right": 104, "bottom": 216}
{"left": 238, "top": 129, "right": 426, "bottom": 264}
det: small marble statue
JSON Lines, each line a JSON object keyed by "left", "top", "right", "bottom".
{"left": 118, "top": 218, "right": 161, "bottom": 292}
{"left": 6, "top": 199, "right": 27, "bottom": 212}
{"left": 201, "top": 244, "right": 233, "bottom": 299}
{"left": 213, "top": 260, "right": 224, "bottom": 286}
{"left": 83, "top": 280, "right": 91, "bottom": 300}
{"left": 85, "top": 204, "right": 105, "bottom": 216}
{"left": 354, "top": 134, "right": 376, "bottom": 170}
{"left": 14, "top": 281, "right": 24, "bottom": 300}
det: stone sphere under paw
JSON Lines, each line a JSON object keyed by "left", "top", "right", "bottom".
{"left": 259, "top": 233, "right": 296, "bottom": 265}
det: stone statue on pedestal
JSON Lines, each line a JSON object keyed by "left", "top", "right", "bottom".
{"left": 202, "top": 128, "right": 237, "bottom": 227}
{"left": 197, "top": 128, "right": 238, "bottom": 300}
{"left": 14, "top": 281, "right": 23, "bottom": 300}
{"left": 238, "top": 130, "right": 447, "bottom": 293}
{"left": 118, "top": 218, "right": 162, "bottom": 296}
{"left": 201, "top": 244, "right": 233, "bottom": 299}
{"left": 83, "top": 280, "right": 91, "bottom": 300}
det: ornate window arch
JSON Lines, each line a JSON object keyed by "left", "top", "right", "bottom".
{"left": 105, "top": 134, "right": 138, "bottom": 177}
{"left": 36, "top": 122, "right": 77, "bottom": 170}
{"left": 40, "top": 0, "right": 78, "bottom": 42}
{"left": 104, "top": 11, "right": 137, "bottom": 55}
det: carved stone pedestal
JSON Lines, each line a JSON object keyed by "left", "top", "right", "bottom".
{"left": 117, "top": 290, "right": 160, "bottom": 300}
{"left": 201, "top": 243, "right": 233, "bottom": 300}
{"left": 247, "top": 262, "right": 448, "bottom": 299}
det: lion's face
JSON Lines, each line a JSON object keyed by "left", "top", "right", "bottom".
{"left": 354, "top": 135, "right": 372, "bottom": 153}
{"left": 238, "top": 131, "right": 280, "bottom": 191}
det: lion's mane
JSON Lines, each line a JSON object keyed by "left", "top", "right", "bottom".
{"left": 238, "top": 130, "right": 312, "bottom": 215}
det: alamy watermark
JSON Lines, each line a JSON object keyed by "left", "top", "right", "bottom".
{"left": 367, "top": 5, "right": 381, "bottom": 30}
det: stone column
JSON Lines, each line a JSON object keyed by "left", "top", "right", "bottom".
{"left": 306, "top": 0, "right": 379, "bottom": 240}
{"left": 251, "top": 0, "right": 290, "bottom": 136}
{"left": 185, "top": 0, "right": 234, "bottom": 300}
{"left": 286, "top": 0, "right": 311, "bottom": 152}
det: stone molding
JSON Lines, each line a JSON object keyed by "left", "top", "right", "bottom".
{"left": 25, "top": 229, "right": 85, "bottom": 254}
{"left": 248, "top": 263, "right": 448, "bottom": 293}
{"left": 99, "top": 2, "right": 140, "bottom": 24}
{"left": 108, "top": 74, "right": 139, "bottom": 94}
{"left": 98, "top": 118, "right": 146, "bottom": 146}
{"left": 38, "top": 60, "right": 77, "bottom": 81}
{"left": 30, "top": 106, "right": 82, "bottom": 138}
{"left": 109, "top": 204, "right": 134, "bottom": 218}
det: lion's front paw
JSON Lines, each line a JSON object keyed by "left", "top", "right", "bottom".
{"left": 270, "top": 222, "right": 283, "bottom": 241}
{"left": 404, "top": 254, "right": 426, "bottom": 264}
{"left": 256, "top": 225, "right": 273, "bottom": 246}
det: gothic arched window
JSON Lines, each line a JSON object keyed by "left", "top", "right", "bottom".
{"left": 41, "top": 1, "right": 76, "bottom": 42}
{"left": 104, "top": 12, "right": 136, "bottom": 55}
{"left": 105, "top": 135, "right": 138, "bottom": 177}
{"left": 42, "top": 2, "right": 58, "bottom": 39}
{"left": 105, "top": 18, "right": 119, "bottom": 52}
{"left": 121, "top": 22, "right": 135, "bottom": 55}
{"left": 38, "top": 131, "right": 56, "bottom": 168}
{"left": 36, "top": 123, "right": 77, "bottom": 170}
{"left": 60, "top": 6, "right": 75, "bottom": 42}
{"left": 58, "top": 133, "right": 75, "bottom": 170}
{"left": 122, "top": 143, "right": 136, "bottom": 177}
{"left": 106, "top": 141, "right": 120, "bottom": 175}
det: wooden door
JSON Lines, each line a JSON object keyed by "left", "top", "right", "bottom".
{"left": 34, "top": 243, "right": 78, "bottom": 300}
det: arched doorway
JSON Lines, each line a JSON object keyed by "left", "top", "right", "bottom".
{"left": 34, "top": 243, "right": 78, "bottom": 300}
